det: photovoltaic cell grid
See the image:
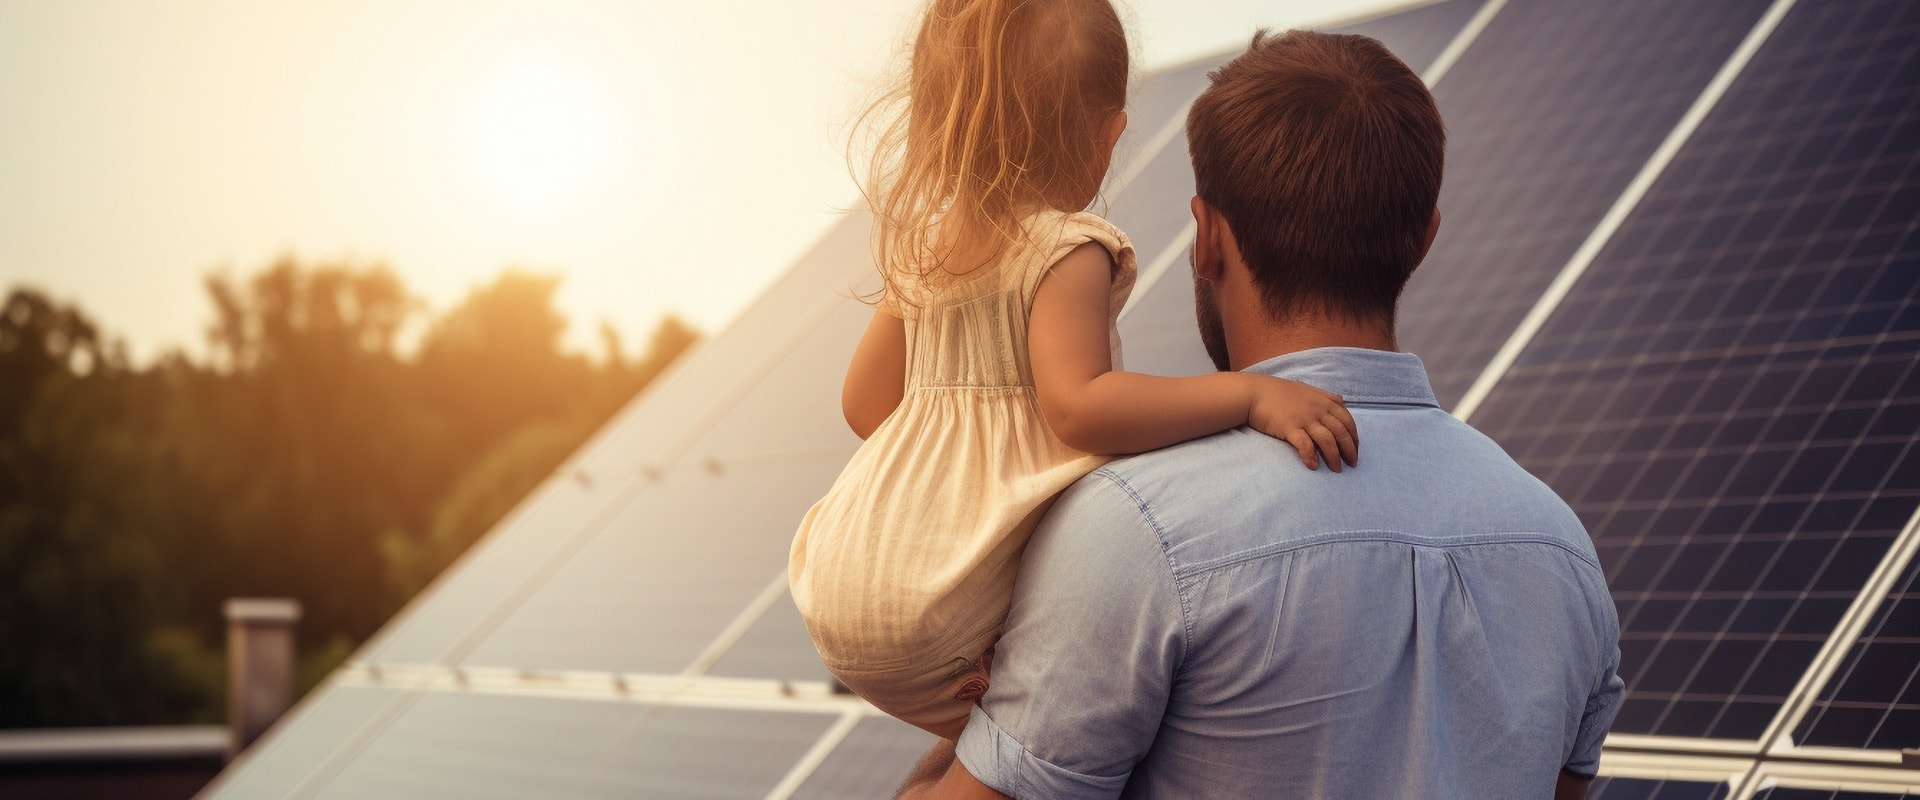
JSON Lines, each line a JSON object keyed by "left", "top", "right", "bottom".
{"left": 1591, "top": 778, "right": 1732, "bottom": 800}
{"left": 1797, "top": 551, "right": 1920, "bottom": 749}
{"left": 1396, "top": 0, "right": 1768, "bottom": 406}
{"left": 1467, "top": 0, "right": 1920, "bottom": 741}
{"left": 1752, "top": 790, "right": 1916, "bottom": 800}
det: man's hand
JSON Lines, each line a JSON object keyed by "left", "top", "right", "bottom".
{"left": 894, "top": 738, "right": 1011, "bottom": 800}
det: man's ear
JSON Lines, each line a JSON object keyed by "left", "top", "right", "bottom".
{"left": 1412, "top": 208, "right": 1442, "bottom": 273}
{"left": 1190, "top": 196, "right": 1225, "bottom": 282}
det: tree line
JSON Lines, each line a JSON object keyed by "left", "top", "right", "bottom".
{"left": 0, "top": 258, "right": 696, "bottom": 728}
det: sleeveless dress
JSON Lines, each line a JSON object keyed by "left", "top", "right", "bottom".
{"left": 789, "top": 210, "right": 1136, "bottom": 737}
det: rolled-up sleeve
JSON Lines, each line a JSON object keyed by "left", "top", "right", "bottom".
{"left": 1565, "top": 637, "right": 1624, "bottom": 778}
{"left": 956, "top": 470, "right": 1186, "bottom": 800}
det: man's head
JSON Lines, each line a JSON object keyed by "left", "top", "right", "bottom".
{"left": 1186, "top": 30, "right": 1445, "bottom": 370}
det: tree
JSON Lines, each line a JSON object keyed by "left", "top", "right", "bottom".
{"left": 0, "top": 262, "right": 697, "bottom": 728}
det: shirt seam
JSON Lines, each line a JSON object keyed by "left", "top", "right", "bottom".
{"left": 1173, "top": 530, "right": 1605, "bottom": 582}
{"left": 1341, "top": 397, "right": 1442, "bottom": 409}
{"left": 1089, "top": 468, "right": 1196, "bottom": 661}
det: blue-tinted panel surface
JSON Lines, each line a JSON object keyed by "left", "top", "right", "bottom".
{"left": 1329, "top": 0, "right": 1483, "bottom": 73}
{"left": 1468, "top": 0, "right": 1920, "bottom": 740}
{"left": 1796, "top": 549, "right": 1920, "bottom": 748}
{"left": 1753, "top": 790, "right": 1917, "bottom": 800}
{"left": 309, "top": 695, "right": 834, "bottom": 799}
{"left": 1398, "top": 0, "right": 1769, "bottom": 405}
{"left": 792, "top": 716, "right": 940, "bottom": 800}
{"left": 1590, "top": 778, "right": 1730, "bottom": 800}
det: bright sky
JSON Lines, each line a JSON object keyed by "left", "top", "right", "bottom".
{"left": 0, "top": 0, "right": 1406, "bottom": 363}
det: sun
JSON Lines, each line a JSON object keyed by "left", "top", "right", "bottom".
{"left": 460, "top": 63, "right": 611, "bottom": 217}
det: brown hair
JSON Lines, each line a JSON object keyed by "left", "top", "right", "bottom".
{"left": 1186, "top": 30, "right": 1444, "bottom": 323}
{"left": 854, "top": 0, "right": 1129, "bottom": 303}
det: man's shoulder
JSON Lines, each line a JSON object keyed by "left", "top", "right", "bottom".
{"left": 1057, "top": 411, "right": 1592, "bottom": 569}
{"left": 1094, "top": 426, "right": 1280, "bottom": 497}
{"left": 1054, "top": 427, "right": 1335, "bottom": 555}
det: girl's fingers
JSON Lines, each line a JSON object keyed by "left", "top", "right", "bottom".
{"left": 1306, "top": 422, "right": 1343, "bottom": 473}
{"left": 1329, "top": 404, "right": 1358, "bottom": 445}
{"left": 1285, "top": 430, "right": 1319, "bottom": 470}
{"left": 1326, "top": 412, "right": 1359, "bottom": 466}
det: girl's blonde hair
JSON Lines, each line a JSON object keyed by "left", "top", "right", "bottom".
{"left": 855, "top": 0, "right": 1129, "bottom": 304}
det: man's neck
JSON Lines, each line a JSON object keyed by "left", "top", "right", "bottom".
{"left": 1226, "top": 315, "right": 1397, "bottom": 371}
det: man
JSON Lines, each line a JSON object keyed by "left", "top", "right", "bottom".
{"left": 897, "top": 29, "right": 1624, "bottom": 800}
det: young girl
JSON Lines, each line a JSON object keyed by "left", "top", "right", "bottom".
{"left": 789, "top": 0, "right": 1357, "bottom": 740}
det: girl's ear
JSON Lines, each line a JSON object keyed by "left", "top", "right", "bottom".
{"left": 1104, "top": 111, "right": 1128, "bottom": 151}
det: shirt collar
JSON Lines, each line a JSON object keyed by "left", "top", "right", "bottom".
{"left": 1241, "top": 347, "right": 1440, "bottom": 408}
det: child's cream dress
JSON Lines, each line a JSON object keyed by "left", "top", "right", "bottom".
{"left": 789, "top": 210, "right": 1136, "bottom": 738}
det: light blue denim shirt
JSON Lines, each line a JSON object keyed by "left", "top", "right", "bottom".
{"left": 956, "top": 347, "right": 1624, "bottom": 800}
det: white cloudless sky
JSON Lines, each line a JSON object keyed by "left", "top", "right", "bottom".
{"left": 0, "top": 0, "right": 1413, "bottom": 363}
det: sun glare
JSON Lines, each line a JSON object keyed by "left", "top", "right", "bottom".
{"left": 460, "top": 63, "right": 611, "bottom": 217}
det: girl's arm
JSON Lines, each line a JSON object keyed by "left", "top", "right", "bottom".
{"left": 843, "top": 308, "right": 907, "bottom": 439}
{"left": 1029, "top": 242, "right": 1358, "bottom": 469}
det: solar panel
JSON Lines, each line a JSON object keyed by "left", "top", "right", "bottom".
{"left": 1751, "top": 790, "right": 1916, "bottom": 800}
{"left": 1330, "top": 0, "right": 1484, "bottom": 74}
{"left": 789, "top": 716, "right": 938, "bottom": 800}
{"left": 1465, "top": 0, "right": 1920, "bottom": 743}
{"left": 202, "top": 0, "right": 1920, "bottom": 796}
{"left": 308, "top": 698, "right": 836, "bottom": 799}
{"left": 1398, "top": 0, "right": 1772, "bottom": 405}
{"left": 704, "top": 592, "right": 828, "bottom": 681}
{"left": 1592, "top": 778, "right": 1733, "bottom": 800}
{"left": 1796, "top": 552, "right": 1920, "bottom": 749}
{"left": 456, "top": 456, "right": 845, "bottom": 673}
{"left": 200, "top": 686, "right": 408, "bottom": 798}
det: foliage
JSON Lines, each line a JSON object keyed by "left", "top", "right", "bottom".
{"left": 0, "top": 263, "right": 695, "bottom": 727}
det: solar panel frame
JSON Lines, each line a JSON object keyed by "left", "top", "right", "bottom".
{"left": 1751, "top": 788, "right": 1918, "bottom": 800}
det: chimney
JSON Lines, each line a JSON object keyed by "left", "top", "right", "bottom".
{"left": 224, "top": 598, "right": 301, "bottom": 758}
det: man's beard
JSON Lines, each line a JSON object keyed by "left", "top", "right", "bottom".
{"left": 1192, "top": 251, "right": 1233, "bottom": 372}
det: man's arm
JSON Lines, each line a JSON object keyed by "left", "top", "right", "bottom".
{"left": 941, "top": 471, "right": 1186, "bottom": 799}
{"left": 1563, "top": 584, "right": 1624, "bottom": 792}
{"left": 895, "top": 739, "right": 1009, "bottom": 800}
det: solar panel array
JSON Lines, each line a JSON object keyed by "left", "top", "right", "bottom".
{"left": 200, "top": 0, "right": 1920, "bottom": 797}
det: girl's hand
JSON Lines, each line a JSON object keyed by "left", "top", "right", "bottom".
{"left": 1244, "top": 376, "right": 1359, "bottom": 471}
